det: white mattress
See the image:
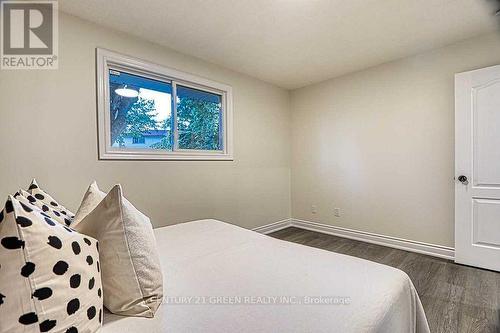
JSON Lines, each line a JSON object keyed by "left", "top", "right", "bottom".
{"left": 102, "top": 220, "right": 430, "bottom": 333}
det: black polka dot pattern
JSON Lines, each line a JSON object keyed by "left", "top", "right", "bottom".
{"left": 21, "top": 183, "right": 76, "bottom": 226}
{"left": 44, "top": 217, "right": 56, "bottom": 226}
{"left": 67, "top": 298, "right": 80, "bottom": 315}
{"left": 1, "top": 236, "right": 24, "bottom": 249}
{"left": 19, "top": 312, "right": 38, "bottom": 325}
{"left": 2, "top": 195, "right": 102, "bottom": 333}
{"left": 88, "top": 277, "right": 95, "bottom": 290}
{"left": 19, "top": 202, "right": 33, "bottom": 213}
{"left": 72, "top": 241, "right": 81, "bottom": 255}
{"left": 47, "top": 236, "right": 62, "bottom": 249}
{"left": 39, "top": 319, "right": 57, "bottom": 332}
{"left": 21, "top": 262, "right": 35, "bottom": 277}
{"left": 87, "top": 306, "right": 96, "bottom": 320}
{"left": 70, "top": 274, "right": 81, "bottom": 288}
{"left": 5, "top": 200, "right": 14, "bottom": 213}
{"left": 32, "top": 287, "right": 53, "bottom": 300}
{"left": 16, "top": 216, "right": 32, "bottom": 228}
{"left": 53, "top": 261, "right": 69, "bottom": 275}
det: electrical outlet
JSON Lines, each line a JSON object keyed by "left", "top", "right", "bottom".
{"left": 333, "top": 208, "right": 340, "bottom": 217}
{"left": 311, "top": 205, "right": 317, "bottom": 214}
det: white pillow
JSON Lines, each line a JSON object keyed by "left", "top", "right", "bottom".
{"left": 73, "top": 181, "right": 106, "bottom": 225}
{"left": 74, "top": 184, "right": 163, "bottom": 317}
{"left": 0, "top": 196, "right": 103, "bottom": 332}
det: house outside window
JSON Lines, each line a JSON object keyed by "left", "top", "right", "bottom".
{"left": 96, "top": 48, "right": 233, "bottom": 160}
{"left": 131, "top": 135, "right": 146, "bottom": 145}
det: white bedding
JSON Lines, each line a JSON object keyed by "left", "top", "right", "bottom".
{"left": 102, "top": 219, "right": 430, "bottom": 333}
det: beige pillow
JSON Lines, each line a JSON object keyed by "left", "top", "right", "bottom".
{"left": 74, "top": 184, "right": 163, "bottom": 317}
{"left": 73, "top": 182, "right": 106, "bottom": 225}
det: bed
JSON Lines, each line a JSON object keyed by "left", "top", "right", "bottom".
{"left": 102, "top": 219, "right": 430, "bottom": 333}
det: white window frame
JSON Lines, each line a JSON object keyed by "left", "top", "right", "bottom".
{"left": 96, "top": 48, "right": 233, "bottom": 160}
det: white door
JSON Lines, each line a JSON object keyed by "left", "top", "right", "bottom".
{"left": 455, "top": 65, "right": 500, "bottom": 272}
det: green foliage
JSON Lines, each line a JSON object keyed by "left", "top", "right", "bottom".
{"left": 112, "top": 93, "right": 221, "bottom": 151}
{"left": 116, "top": 98, "right": 158, "bottom": 143}
{"left": 177, "top": 97, "right": 221, "bottom": 150}
{"left": 147, "top": 117, "right": 172, "bottom": 150}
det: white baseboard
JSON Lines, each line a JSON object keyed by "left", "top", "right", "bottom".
{"left": 253, "top": 218, "right": 455, "bottom": 260}
{"left": 252, "top": 219, "right": 291, "bottom": 234}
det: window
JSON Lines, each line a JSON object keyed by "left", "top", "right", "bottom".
{"left": 96, "top": 48, "right": 233, "bottom": 160}
{"left": 109, "top": 70, "right": 172, "bottom": 150}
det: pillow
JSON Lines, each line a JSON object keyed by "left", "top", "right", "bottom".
{"left": 27, "top": 179, "right": 75, "bottom": 225}
{"left": 73, "top": 181, "right": 106, "bottom": 225}
{"left": 74, "top": 184, "right": 163, "bottom": 317}
{"left": 17, "top": 189, "right": 73, "bottom": 227}
{"left": 0, "top": 196, "right": 103, "bottom": 333}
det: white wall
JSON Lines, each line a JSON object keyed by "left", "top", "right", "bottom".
{"left": 2, "top": 12, "right": 499, "bottom": 246}
{"left": 290, "top": 33, "right": 500, "bottom": 247}
{"left": 0, "top": 13, "right": 291, "bottom": 229}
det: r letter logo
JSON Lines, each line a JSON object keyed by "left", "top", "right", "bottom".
{"left": 1, "top": 0, "right": 58, "bottom": 69}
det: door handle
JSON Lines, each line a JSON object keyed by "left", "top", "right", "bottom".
{"left": 457, "top": 175, "right": 469, "bottom": 185}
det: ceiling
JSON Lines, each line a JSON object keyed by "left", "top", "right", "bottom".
{"left": 59, "top": 0, "right": 500, "bottom": 89}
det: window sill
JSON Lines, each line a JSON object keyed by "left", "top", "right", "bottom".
{"left": 98, "top": 150, "right": 234, "bottom": 161}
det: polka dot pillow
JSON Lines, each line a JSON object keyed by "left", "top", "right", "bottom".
{"left": 26, "top": 179, "right": 75, "bottom": 226}
{"left": 16, "top": 189, "right": 74, "bottom": 227}
{"left": 0, "top": 196, "right": 102, "bottom": 333}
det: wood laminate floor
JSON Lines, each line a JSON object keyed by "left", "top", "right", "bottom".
{"left": 269, "top": 227, "right": 500, "bottom": 333}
